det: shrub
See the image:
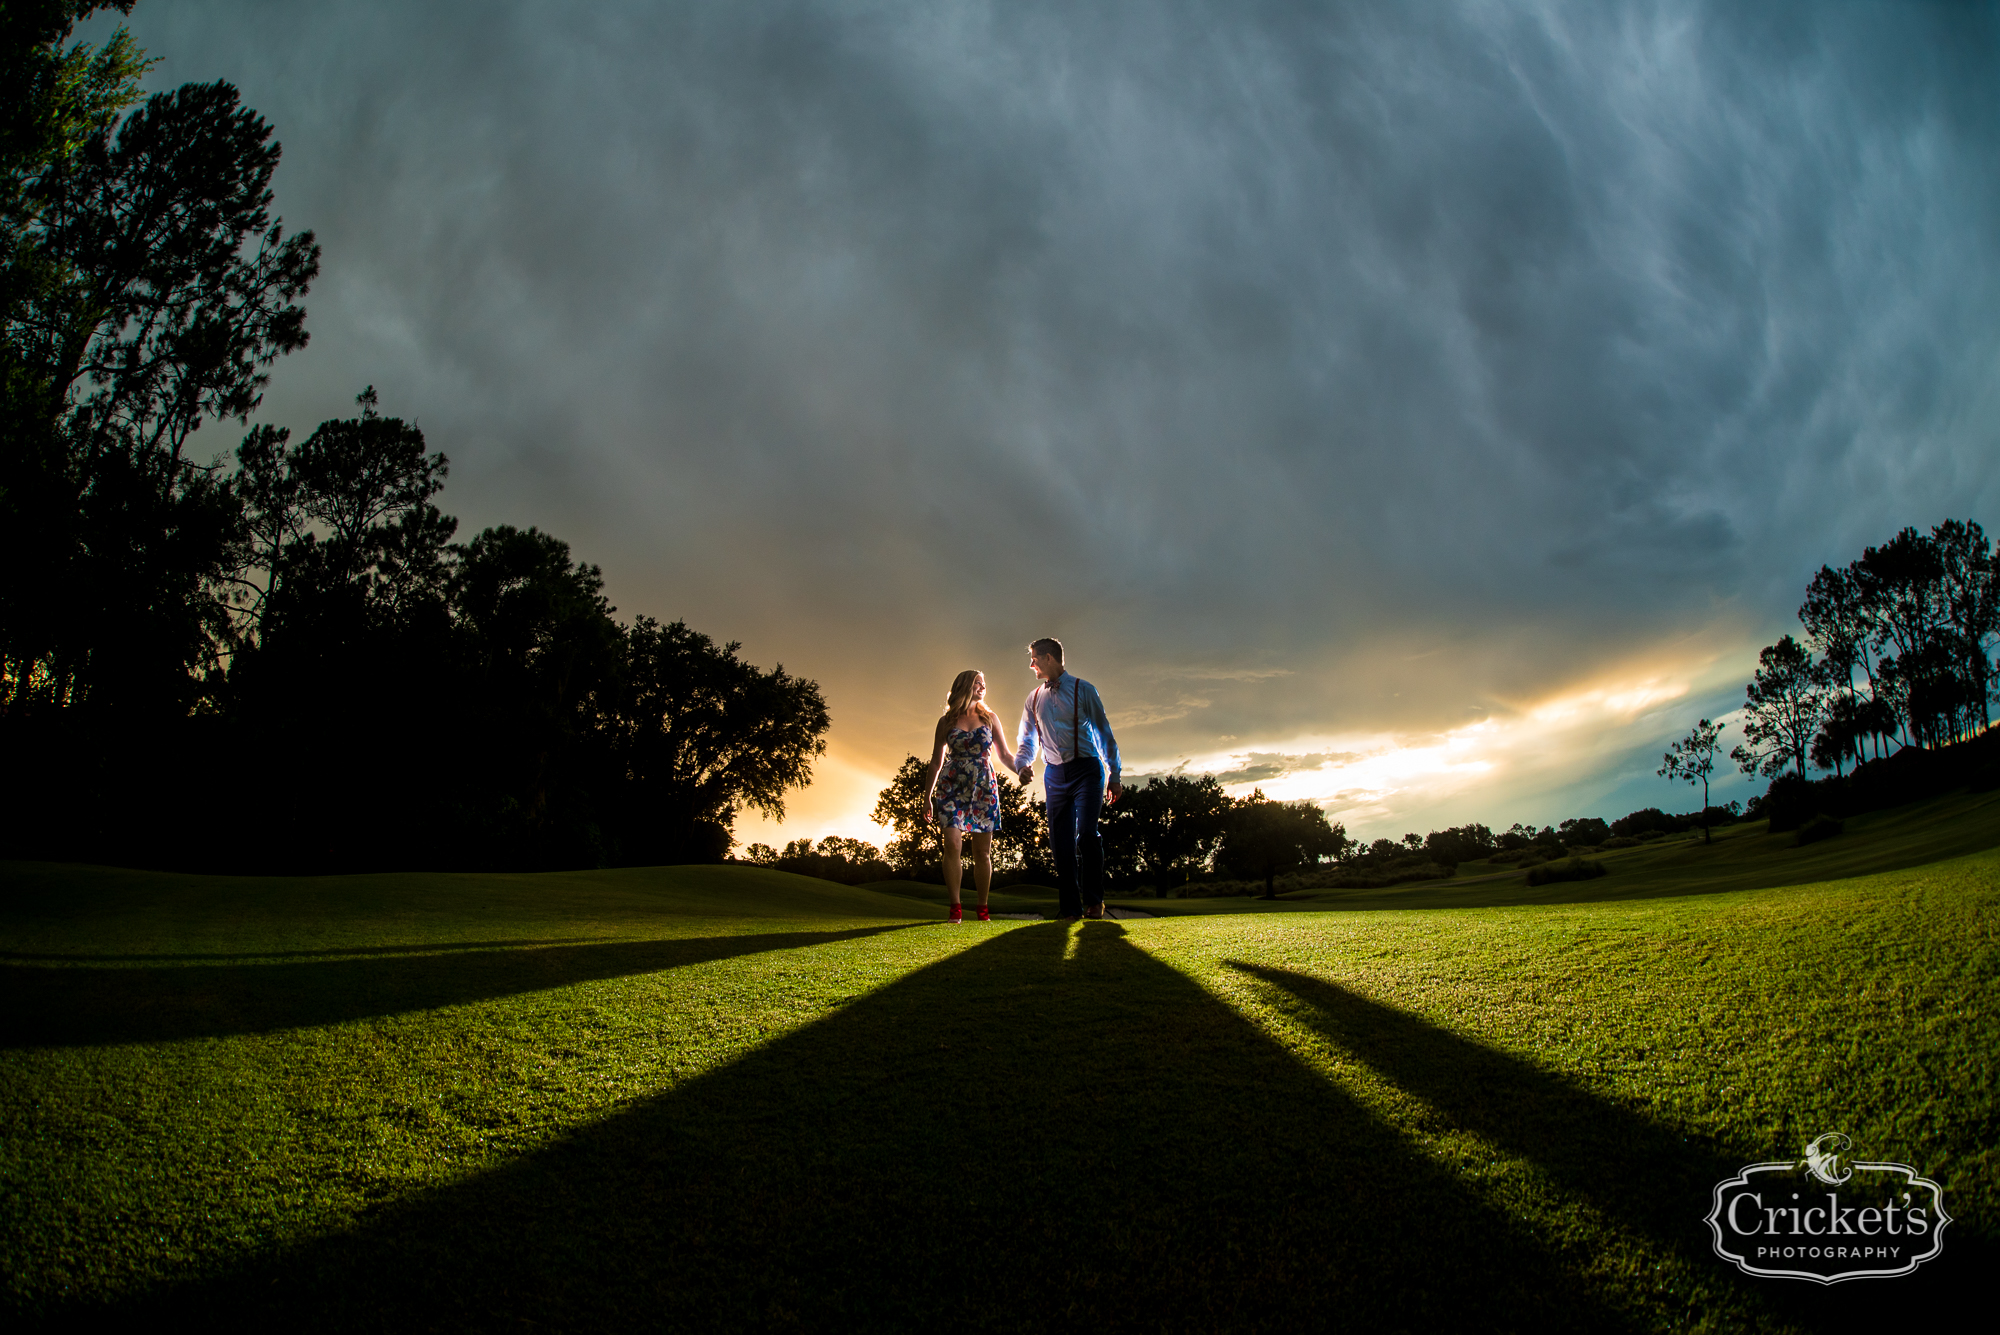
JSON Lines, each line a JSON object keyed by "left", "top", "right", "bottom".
{"left": 1317, "top": 860, "right": 1454, "bottom": 889}
{"left": 1179, "top": 859, "right": 1453, "bottom": 895}
{"left": 1638, "top": 830, "right": 1666, "bottom": 843}
{"left": 1793, "top": 814, "right": 1844, "bottom": 847}
{"left": 1525, "top": 857, "right": 1607, "bottom": 887}
{"left": 1601, "top": 836, "right": 1642, "bottom": 849}
{"left": 1755, "top": 773, "right": 1820, "bottom": 833}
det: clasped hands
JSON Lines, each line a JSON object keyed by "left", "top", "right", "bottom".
{"left": 1014, "top": 765, "right": 1122, "bottom": 805}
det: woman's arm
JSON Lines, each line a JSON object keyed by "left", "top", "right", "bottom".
{"left": 918, "top": 717, "right": 950, "bottom": 814}
{"left": 982, "top": 705, "right": 1020, "bottom": 774}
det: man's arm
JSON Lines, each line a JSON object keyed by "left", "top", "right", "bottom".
{"left": 1015, "top": 692, "right": 1041, "bottom": 776}
{"left": 1084, "top": 681, "right": 1120, "bottom": 781}
{"left": 1083, "top": 681, "right": 1121, "bottom": 794}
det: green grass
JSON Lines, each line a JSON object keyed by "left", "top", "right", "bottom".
{"left": 863, "top": 877, "right": 1064, "bottom": 916}
{"left": 1169, "top": 787, "right": 2000, "bottom": 912}
{"left": 3, "top": 801, "right": 1996, "bottom": 1329}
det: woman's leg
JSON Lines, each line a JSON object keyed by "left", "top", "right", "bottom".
{"left": 969, "top": 831, "right": 993, "bottom": 907}
{"left": 942, "top": 826, "right": 963, "bottom": 905}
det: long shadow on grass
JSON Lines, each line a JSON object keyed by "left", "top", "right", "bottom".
{"left": 2, "top": 937, "right": 620, "bottom": 963}
{"left": 1233, "top": 964, "right": 1980, "bottom": 1327}
{"left": 90, "top": 924, "right": 1642, "bottom": 1332}
{"left": 0, "top": 924, "right": 921, "bottom": 1049}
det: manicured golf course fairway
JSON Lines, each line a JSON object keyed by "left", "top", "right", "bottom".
{"left": 4, "top": 792, "right": 1995, "bottom": 1330}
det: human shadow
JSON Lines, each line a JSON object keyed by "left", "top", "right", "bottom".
{"left": 82, "top": 922, "right": 1643, "bottom": 1332}
{"left": 2, "top": 937, "right": 619, "bottom": 963}
{"left": 1232, "top": 964, "right": 1981, "bottom": 1327}
{"left": 0, "top": 923, "right": 923, "bottom": 1049}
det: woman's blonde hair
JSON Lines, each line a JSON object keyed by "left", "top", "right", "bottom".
{"left": 940, "top": 669, "right": 981, "bottom": 723}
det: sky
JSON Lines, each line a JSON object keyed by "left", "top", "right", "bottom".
{"left": 94, "top": 0, "right": 2000, "bottom": 848}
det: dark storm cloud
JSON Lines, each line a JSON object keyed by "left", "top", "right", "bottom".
{"left": 104, "top": 1, "right": 2000, "bottom": 831}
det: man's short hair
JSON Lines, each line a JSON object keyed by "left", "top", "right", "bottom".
{"left": 1029, "top": 637, "right": 1064, "bottom": 664}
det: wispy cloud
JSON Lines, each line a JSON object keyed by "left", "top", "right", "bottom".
{"left": 1138, "top": 667, "right": 1297, "bottom": 683}
{"left": 110, "top": 1, "right": 2000, "bottom": 846}
{"left": 1116, "top": 695, "right": 1214, "bottom": 727}
{"left": 1121, "top": 649, "right": 1757, "bottom": 837}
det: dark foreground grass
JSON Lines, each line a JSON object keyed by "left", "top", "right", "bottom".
{"left": 2, "top": 840, "right": 1995, "bottom": 1331}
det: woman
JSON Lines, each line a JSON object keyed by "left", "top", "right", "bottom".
{"left": 920, "top": 669, "right": 1019, "bottom": 923}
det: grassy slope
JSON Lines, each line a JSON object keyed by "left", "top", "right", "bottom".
{"left": 1126, "top": 787, "right": 2000, "bottom": 913}
{"left": 830, "top": 788, "right": 1999, "bottom": 918}
{"left": 2, "top": 806, "right": 1995, "bottom": 1330}
{"left": 0, "top": 861, "right": 934, "bottom": 953}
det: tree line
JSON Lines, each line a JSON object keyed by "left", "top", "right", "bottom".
{"left": 1741, "top": 520, "right": 1996, "bottom": 775}
{"left": 1660, "top": 518, "right": 1999, "bottom": 834}
{"left": 0, "top": 5, "right": 829, "bottom": 872}
{"left": 745, "top": 755, "right": 1746, "bottom": 901}
{"left": 743, "top": 763, "right": 1347, "bottom": 900}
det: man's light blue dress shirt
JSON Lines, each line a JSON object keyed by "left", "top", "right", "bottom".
{"left": 1017, "top": 672, "right": 1120, "bottom": 782}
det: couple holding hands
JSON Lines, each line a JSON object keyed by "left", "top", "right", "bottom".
{"left": 920, "top": 637, "right": 1121, "bottom": 924}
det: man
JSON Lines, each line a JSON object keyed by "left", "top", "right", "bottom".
{"left": 1015, "top": 637, "right": 1122, "bottom": 921}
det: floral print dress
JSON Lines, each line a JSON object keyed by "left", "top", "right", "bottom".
{"left": 932, "top": 725, "right": 1002, "bottom": 832}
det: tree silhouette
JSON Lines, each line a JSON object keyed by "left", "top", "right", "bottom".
{"left": 1659, "top": 718, "right": 1724, "bottom": 844}
{"left": 1120, "top": 773, "right": 1231, "bottom": 898}
{"left": 1852, "top": 527, "right": 1969, "bottom": 748}
{"left": 992, "top": 779, "right": 1046, "bottom": 876}
{"left": 3, "top": 52, "right": 318, "bottom": 715}
{"left": 0, "top": 14, "right": 836, "bottom": 876}
{"left": 1797, "top": 562, "right": 1877, "bottom": 758}
{"left": 742, "top": 836, "right": 891, "bottom": 885}
{"left": 1555, "top": 817, "right": 1610, "bottom": 848}
{"left": 1810, "top": 691, "right": 1902, "bottom": 776}
{"left": 1218, "top": 790, "right": 1349, "bottom": 899}
{"left": 1729, "top": 636, "right": 1828, "bottom": 781}
{"left": 601, "top": 615, "right": 829, "bottom": 864}
{"left": 873, "top": 755, "right": 941, "bottom": 874}
{"left": 231, "top": 389, "right": 453, "bottom": 654}
{"left": 1932, "top": 518, "right": 1998, "bottom": 736}
{"left": 1422, "top": 824, "right": 1496, "bottom": 870}
{"left": 1784, "top": 520, "right": 1999, "bottom": 760}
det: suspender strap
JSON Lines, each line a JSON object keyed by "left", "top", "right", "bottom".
{"left": 1036, "top": 674, "right": 1089, "bottom": 768}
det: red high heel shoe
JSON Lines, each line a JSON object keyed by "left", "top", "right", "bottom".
{"left": 948, "top": 903, "right": 963, "bottom": 924}
{"left": 977, "top": 905, "right": 991, "bottom": 922}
